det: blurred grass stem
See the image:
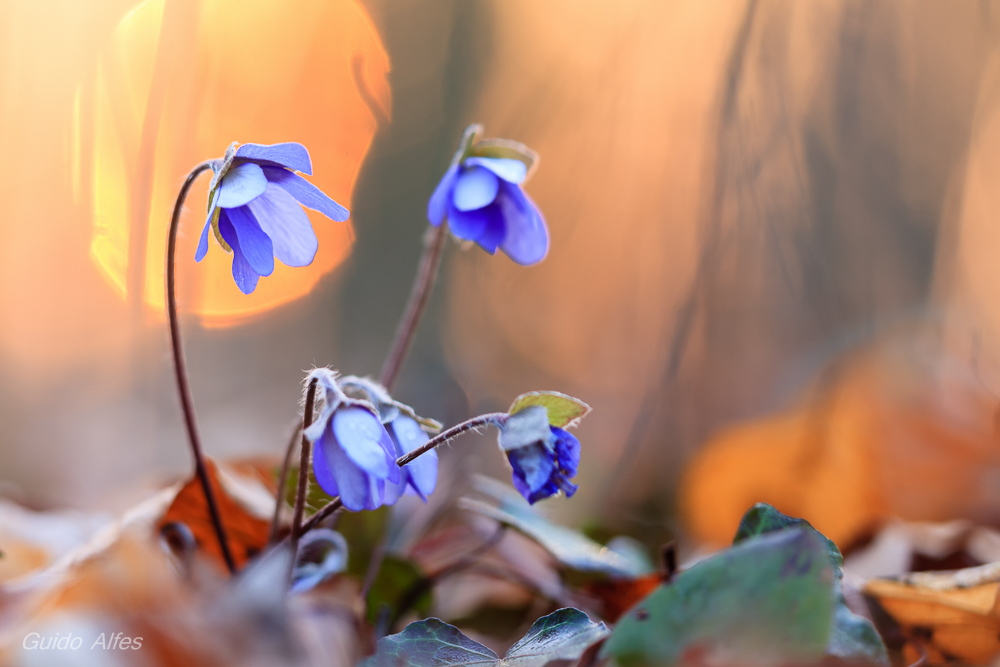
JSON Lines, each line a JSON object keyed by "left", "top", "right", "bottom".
{"left": 269, "top": 421, "right": 302, "bottom": 544}
{"left": 289, "top": 378, "right": 318, "bottom": 568}
{"left": 379, "top": 224, "right": 447, "bottom": 392}
{"left": 166, "top": 161, "right": 236, "bottom": 574}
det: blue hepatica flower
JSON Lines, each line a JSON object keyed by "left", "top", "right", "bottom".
{"left": 334, "top": 375, "right": 439, "bottom": 505}
{"left": 508, "top": 426, "right": 580, "bottom": 504}
{"left": 427, "top": 125, "right": 548, "bottom": 266}
{"left": 197, "top": 141, "right": 349, "bottom": 294}
{"left": 305, "top": 371, "right": 400, "bottom": 512}
{"left": 500, "top": 405, "right": 581, "bottom": 504}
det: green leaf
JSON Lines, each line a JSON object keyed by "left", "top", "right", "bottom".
{"left": 363, "top": 609, "right": 607, "bottom": 667}
{"left": 460, "top": 477, "right": 653, "bottom": 578}
{"left": 732, "top": 503, "right": 888, "bottom": 665}
{"left": 504, "top": 608, "right": 609, "bottom": 667}
{"left": 601, "top": 529, "right": 835, "bottom": 667}
{"left": 362, "top": 618, "right": 497, "bottom": 667}
{"left": 507, "top": 391, "right": 591, "bottom": 429}
{"left": 366, "top": 556, "right": 432, "bottom": 625}
{"left": 733, "top": 502, "right": 843, "bottom": 571}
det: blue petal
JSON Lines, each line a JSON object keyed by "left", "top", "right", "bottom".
{"left": 218, "top": 210, "right": 260, "bottom": 294}
{"left": 497, "top": 182, "right": 549, "bottom": 265}
{"left": 553, "top": 474, "right": 578, "bottom": 498}
{"left": 196, "top": 188, "right": 221, "bottom": 261}
{"left": 324, "top": 429, "right": 377, "bottom": 511}
{"left": 311, "top": 425, "right": 340, "bottom": 498}
{"left": 506, "top": 442, "right": 555, "bottom": 495}
{"left": 195, "top": 218, "right": 212, "bottom": 262}
{"left": 248, "top": 183, "right": 318, "bottom": 267}
{"left": 391, "top": 416, "right": 437, "bottom": 501}
{"left": 236, "top": 142, "right": 313, "bottom": 175}
{"left": 226, "top": 205, "right": 275, "bottom": 277}
{"left": 447, "top": 202, "right": 494, "bottom": 242}
{"left": 464, "top": 157, "right": 527, "bottom": 184}
{"left": 427, "top": 164, "right": 459, "bottom": 226}
{"left": 262, "top": 166, "right": 349, "bottom": 222}
{"left": 217, "top": 162, "right": 268, "bottom": 208}
{"left": 552, "top": 427, "right": 580, "bottom": 478}
{"left": 452, "top": 166, "right": 499, "bottom": 212}
{"left": 475, "top": 205, "right": 506, "bottom": 254}
{"left": 332, "top": 407, "right": 391, "bottom": 479}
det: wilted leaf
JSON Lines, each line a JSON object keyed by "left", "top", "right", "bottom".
{"left": 363, "top": 608, "right": 607, "bottom": 667}
{"left": 158, "top": 458, "right": 271, "bottom": 570}
{"left": 734, "top": 503, "right": 888, "bottom": 665}
{"left": 461, "top": 478, "right": 652, "bottom": 578}
{"left": 864, "top": 563, "right": 1000, "bottom": 665}
{"left": 602, "top": 529, "right": 835, "bottom": 667}
{"left": 507, "top": 391, "right": 591, "bottom": 429}
{"left": 291, "top": 529, "right": 349, "bottom": 594}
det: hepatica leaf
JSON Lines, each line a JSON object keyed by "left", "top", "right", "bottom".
{"left": 363, "top": 618, "right": 498, "bottom": 667}
{"left": 363, "top": 609, "right": 607, "bottom": 667}
{"left": 504, "top": 608, "right": 609, "bottom": 667}
{"left": 508, "top": 391, "right": 591, "bottom": 429}
{"left": 733, "top": 503, "right": 888, "bottom": 665}
{"left": 461, "top": 477, "right": 653, "bottom": 578}
{"left": 602, "top": 529, "right": 835, "bottom": 667}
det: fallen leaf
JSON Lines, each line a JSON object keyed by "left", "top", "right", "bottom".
{"left": 680, "top": 334, "right": 1000, "bottom": 550}
{"left": 864, "top": 562, "right": 1000, "bottom": 664}
{"left": 158, "top": 458, "right": 272, "bottom": 570}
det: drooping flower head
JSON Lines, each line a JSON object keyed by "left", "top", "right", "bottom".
{"left": 498, "top": 392, "right": 590, "bottom": 504}
{"left": 304, "top": 369, "right": 400, "bottom": 512}
{"left": 337, "top": 376, "right": 440, "bottom": 504}
{"left": 427, "top": 125, "right": 548, "bottom": 266}
{"left": 198, "top": 142, "right": 350, "bottom": 294}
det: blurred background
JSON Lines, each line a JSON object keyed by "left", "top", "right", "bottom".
{"left": 4, "top": 0, "right": 1000, "bottom": 554}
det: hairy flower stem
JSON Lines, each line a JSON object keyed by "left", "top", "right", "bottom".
{"left": 379, "top": 224, "right": 447, "bottom": 392}
{"left": 166, "top": 161, "right": 236, "bottom": 574}
{"left": 290, "top": 378, "right": 318, "bottom": 564}
{"left": 289, "top": 412, "right": 508, "bottom": 543}
{"left": 268, "top": 421, "right": 302, "bottom": 545}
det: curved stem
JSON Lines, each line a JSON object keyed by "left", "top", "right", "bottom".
{"left": 287, "top": 411, "right": 508, "bottom": 544}
{"left": 379, "top": 224, "right": 447, "bottom": 392}
{"left": 396, "top": 412, "right": 507, "bottom": 467}
{"left": 167, "top": 161, "right": 236, "bottom": 574}
{"left": 290, "top": 378, "right": 318, "bottom": 562}
{"left": 268, "top": 421, "right": 302, "bottom": 545}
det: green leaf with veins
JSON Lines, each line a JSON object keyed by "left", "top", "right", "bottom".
{"left": 507, "top": 391, "right": 590, "bottom": 429}
{"left": 362, "top": 608, "right": 608, "bottom": 667}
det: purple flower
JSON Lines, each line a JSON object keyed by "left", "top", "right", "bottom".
{"left": 197, "top": 142, "right": 349, "bottom": 294}
{"left": 382, "top": 415, "right": 438, "bottom": 505}
{"left": 305, "top": 372, "right": 400, "bottom": 512}
{"left": 427, "top": 125, "right": 548, "bottom": 266}
{"left": 507, "top": 426, "right": 580, "bottom": 504}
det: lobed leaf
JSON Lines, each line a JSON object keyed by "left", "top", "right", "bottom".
{"left": 363, "top": 608, "right": 606, "bottom": 667}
